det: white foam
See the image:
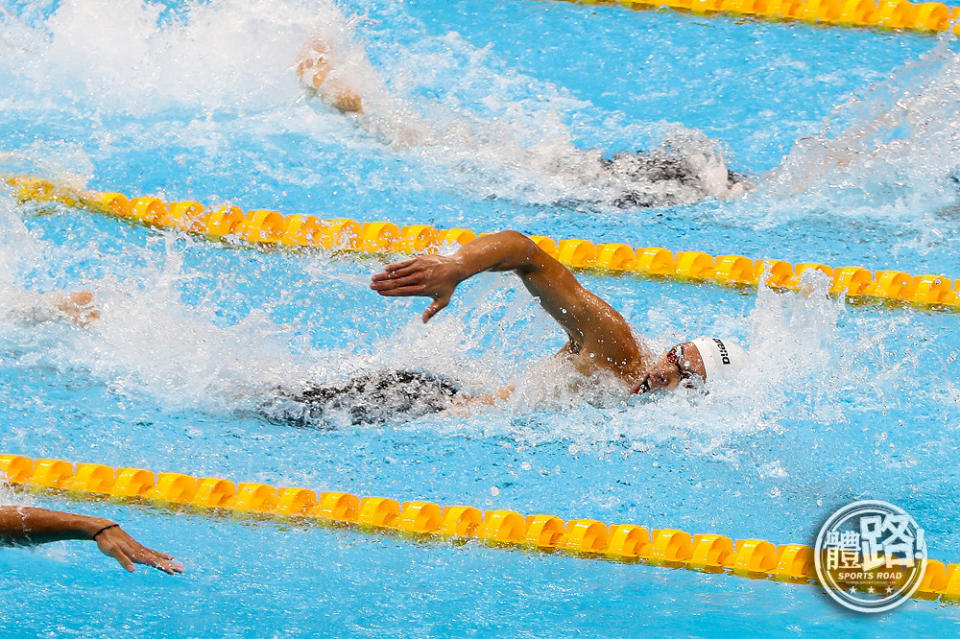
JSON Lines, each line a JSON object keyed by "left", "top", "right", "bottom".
{"left": 2, "top": 0, "right": 351, "bottom": 114}
{"left": 756, "top": 32, "right": 960, "bottom": 221}
{"left": 0, "top": 189, "right": 923, "bottom": 455}
{"left": 0, "top": 480, "right": 24, "bottom": 506}
{"left": 0, "top": 0, "right": 739, "bottom": 209}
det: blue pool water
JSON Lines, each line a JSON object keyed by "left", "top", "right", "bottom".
{"left": 2, "top": 0, "right": 960, "bottom": 635}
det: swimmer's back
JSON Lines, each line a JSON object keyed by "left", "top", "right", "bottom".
{"left": 600, "top": 149, "right": 748, "bottom": 209}
{"left": 260, "top": 370, "right": 460, "bottom": 427}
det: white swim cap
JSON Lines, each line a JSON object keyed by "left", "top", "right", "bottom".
{"left": 689, "top": 337, "right": 749, "bottom": 382}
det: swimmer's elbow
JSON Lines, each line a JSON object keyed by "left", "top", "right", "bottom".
{"left": 494, "top": 231, "right": 541, "bottom": 270}
{"left": 459, "top": 231, "right": 546, "bottom": 276}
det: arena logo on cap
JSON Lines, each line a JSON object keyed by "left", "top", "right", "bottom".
{"left": 712, "top": 338, "right": 730, "bottom": 364}
{"left": 814, "top": 500, "right": 927, "bottom": 613}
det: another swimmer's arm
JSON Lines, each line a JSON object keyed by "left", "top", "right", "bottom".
{"left": 0, "top": 506, "right": 112, "bottom": 544}
{"left": 0, "top": 506, "right": 183, "bottom": 574}
{"left": 296, "top": 43, "right": 364, "bottom": 114}
{"left": 2, "top": 288, "right": 99, "bottom": 327}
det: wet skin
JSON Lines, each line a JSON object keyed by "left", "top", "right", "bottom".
{"left": 370, "top": 231, "right": 704, "bottom": 397}
{"left": 0, "top": 506, "right": 183, "bottom": 574}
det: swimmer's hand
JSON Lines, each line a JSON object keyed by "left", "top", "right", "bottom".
{"left": 3, "top": 289, "right": 99, "bottom": 327}
{"left": 0, "top": 507, "right": 183, "bottom": 574}
{"left": 51, "top": 291, "right": 99, "bottom": 327}
{"left": 370, "top": 255, "right": 465, "bottom": 323}
{"left": 94, "top": 523, "right": 184, "bottom": 575}
{"left": 297, "top": 40, "right": 364, "bottom": 114}
{"left": 445, "top": 386, "right": 515, "bottom": 417}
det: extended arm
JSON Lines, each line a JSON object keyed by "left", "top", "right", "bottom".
{"left": 370, "top": 231, "right": 643, "bottom": 374}
{"left": 0, "top": 506, "right": 183, "bottom": 574}
{"left": 2, "top": 287, "right": 99, "bottom": 327}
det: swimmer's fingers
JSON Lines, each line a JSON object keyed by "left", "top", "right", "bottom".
{"left": 96, "top": 527, "right": 184, "bottom": 575}
{"left": 423, "top": 294, "right": 451, "bottom": 323}
{"left": 114, "top": 548, "right": 136, "bottom": 573}
{"left": 371, "top": 255, "right": 459, "bottom": 321}
{"left": 373, "top": 285, "right": 426, "bottom": 297}
{"left": 384, "top": 258, "right": 417, "bottom": 274}
{"left": 382, "top": 263, "right": 421, "bottom": 279}
{"left": 374, "top": 255, "right": 455, "bottom": 282}
{"left": 370, "top": 273, "right": 425, "bottom": 292}
{"left": 371, "top": 261, "right": 418, "bottom": 286}
{"left": 372, "top": 284, "right": 449, "bottom": 321}
{"left": 128, "top": 546, "right": 184, "bottom": 575}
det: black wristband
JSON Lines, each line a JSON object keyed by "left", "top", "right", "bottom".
{"left": 92, "top": 523, "right": 120, "bottom": 540}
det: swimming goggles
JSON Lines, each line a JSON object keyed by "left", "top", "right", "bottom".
{"left": 665, "top": 344, "right": 694, "bottom": 382}
{"left": 633, "top": 343, "right": 698, "bottom": 395}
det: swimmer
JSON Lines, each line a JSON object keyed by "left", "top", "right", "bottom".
{"left": 1, "top": 233, "right": 748, "bottom": 425}
{"left": 0, "top": 506, "right": 183, "bottom": 574}
{"left": 370, "top": 231, "right": 749, "bottom": 399}
{"left": 295, "top": 37, "right": 747, "bottom": 207}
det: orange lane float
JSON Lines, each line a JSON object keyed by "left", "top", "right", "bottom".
{"left": 566, "top": 0, "right": 960, "bottom": 35}
{"left": 2, "top": 452, "right": 956, "bottom": 602}
{"left": 4, "top": 176, "right": 958, "bottom": 312}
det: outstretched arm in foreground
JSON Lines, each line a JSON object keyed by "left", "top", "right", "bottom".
{"left": 369, "top": 231, "right": 644, "bottom": 378}
{"left": 0, "top": 506, "right": 183, "bottom": 574}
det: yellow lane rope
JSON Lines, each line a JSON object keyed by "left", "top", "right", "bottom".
{"left": 4, "top": 175, "right": 959, "bottom": 311}
{"left": 571, "top": 0, "right": 960, "bottom": 35}
{"left": 1, "top": 453, "right": 956, "bottom": 600}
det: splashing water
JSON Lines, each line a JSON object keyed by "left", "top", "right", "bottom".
{"left": 498, "top": 271, "right": 865, "bottom": 453}
{"left": 0, "top": 184, "right": 889, "bottom": 449}
{"left": 0, "top": 0, "right": 743, "bottom": 210}
{"left": 0, "top": 0, "right": 952, "bottom": 452}
{"left": 312, "top": 26, "right": 744, "bottom": 209}
{"left": 0, "top": 0, "right": 958, "bottom": 222}
{"left": 758, "top": 32, "right": 960, "bottom": 219}
{"left": 0, "top": 479, "right": 24, "bottom": 506}
{"left": 0, "top": 0, "right": 343, "bottom": 114}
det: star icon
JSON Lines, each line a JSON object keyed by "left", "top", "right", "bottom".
{"left": 849, "top": 586, "right": 858, "bottom": 594}
{"left": 886, "top": 587, "right": 895, "bottom": 593}
{"left": 867, "top": 587, "right": 875, "bottom": 594}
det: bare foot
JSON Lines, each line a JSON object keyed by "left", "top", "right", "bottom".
{"left": 51, "top": 291, "right": 100, "bottom": 327}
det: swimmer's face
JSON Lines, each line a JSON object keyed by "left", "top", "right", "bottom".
{"left": 633, "top": 342, "right": 706, "bottom": 394}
